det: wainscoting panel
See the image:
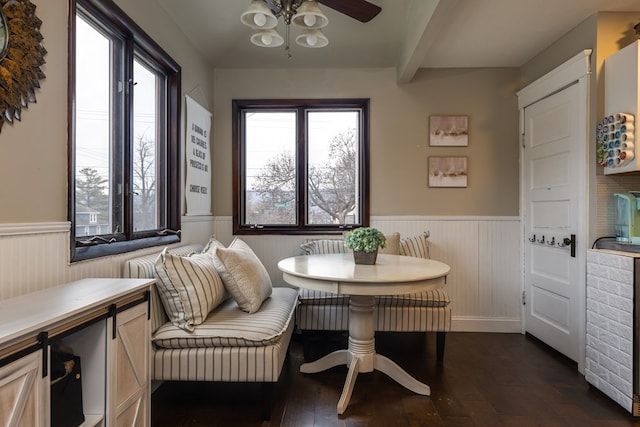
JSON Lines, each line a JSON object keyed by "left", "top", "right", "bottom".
{"left": 371, "top": 217, "right": 521, "bottom": 332}
{"left": 0, "top": 216, "right": 521, "bottom": 332}
{"left": 0, "top": 218, "right": 215, "bottom": 300}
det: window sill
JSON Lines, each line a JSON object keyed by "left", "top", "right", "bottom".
{"left": 71, "top": 235, "right": 180, "bottom": 262}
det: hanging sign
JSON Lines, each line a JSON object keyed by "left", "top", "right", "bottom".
{"left": 185, "top": 95, "right": 212, "bottom": 215}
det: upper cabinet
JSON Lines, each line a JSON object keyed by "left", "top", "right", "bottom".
{"left": 601, "top": 40, "right": 639, "bottom": 175}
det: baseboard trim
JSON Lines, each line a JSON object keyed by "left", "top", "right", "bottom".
{"left": 451, "top": 316, "right": 522, "bottom": 333}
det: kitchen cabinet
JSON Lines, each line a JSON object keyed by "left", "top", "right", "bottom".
{"left": 602, "top": 40, "right": 639, "bottom": 174}
{"left": 0, "top": 350, "right": 45, "bottom": 426}
{"left": 0, "top": 278, "right": 153, "bottom": 426}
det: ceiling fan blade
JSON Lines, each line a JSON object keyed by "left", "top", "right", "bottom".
{"left": 317, "top": 0, "right": 381, "bottom": 23}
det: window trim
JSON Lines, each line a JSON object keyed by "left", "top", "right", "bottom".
{"left": 68, "top": 0, "right": 182, "bottom": 261}
{"left": 232, "top": 98, "right": 370, "bottom": 235}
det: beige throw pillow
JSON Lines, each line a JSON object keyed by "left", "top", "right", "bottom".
{"left": 154, "top": 248, "right": 226, "bottom": 332}
{"left": 379, "top": 232, "right": 401, "bottom": 255}
{"left": 201, "top": 235, "right": 225, "bottom": 254}
{"left": 212, "top": 238, "right": 273, "bottom": 313}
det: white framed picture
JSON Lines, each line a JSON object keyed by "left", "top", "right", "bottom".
{"left": 429, "top": 115, "right": 469, "bottom": 146}
{"left": 428, "top": 156, "right": 468, "bottom": 188}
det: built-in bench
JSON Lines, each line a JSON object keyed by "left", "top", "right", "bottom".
{"left": 123, "top": 240, "right": 298, "bottom": 420}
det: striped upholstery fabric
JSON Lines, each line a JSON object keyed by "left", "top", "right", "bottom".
{"left": 154, "top": 248, "right": 227, "bottom": 331}
{"left": 297, "top": 289, "right": 349, "bottom": 306}
{"left": 377, "top": 288, "right": 450, "bottom": 307}
{"left": 295, "top": 233, "right": 452, "bottom": 335}
{"left": 298, "top": 239, "right": 349, "bottom": 307}
{"left": 299, "top": 239, "right": 348, "bottom": 255}
{"left": 153, "top": 288, "right": 297, "bottom": 348}
{"left": 123, "top": 244, "right": 299, "bottom": 386}
{"left": 152, "top": 319, "right": 295, "bottom": 382}
{"left": 295, "top": 304, "right": 452, "bottom": 332}
{"left": 123, "top": 244, "right": 204, "bottom": 333}
{"left": 399, "top": 232, "right": 430, "bottom": 259}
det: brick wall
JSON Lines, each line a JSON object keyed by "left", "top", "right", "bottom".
{"left": 585, "top": 249, "right": 636, "bottom": 413}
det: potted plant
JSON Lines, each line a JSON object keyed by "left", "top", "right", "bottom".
{"left": 344, "top": 227, "right": 386, "bottom": 265}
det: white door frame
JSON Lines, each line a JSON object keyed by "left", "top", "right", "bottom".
{"left": 517, "top": 49, "right": 592, "bottom": 373}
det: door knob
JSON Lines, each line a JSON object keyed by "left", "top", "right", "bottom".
{"left": 562, "top": 234, "right": 576, "bottom": 258}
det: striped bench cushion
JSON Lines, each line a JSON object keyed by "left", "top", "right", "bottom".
{"left": 296, "top": 304, "right": 451, "bottom": 332}
{"left": 376, "top": 288, "right": 450, "bottom": 307}
{"left": 297, "top": 288, "right": 349, "bottom": 306}
{"left": 153, "top": 287, "right": 298, "bottom": 349}
{"left": 152, "top": 319, "right": 295, "bottom": 382}
{"left": 298, "top": 289, "right": 450, "bottom": 308}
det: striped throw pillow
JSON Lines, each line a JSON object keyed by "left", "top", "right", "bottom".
{"left": 154, "top": 248, "right": 226, "bottom": 332}
{"left": 299, "top": 239, "right": 349, "bottom": 255}
{"left": 399, "top": 233, "right": 431, "bottom": 259}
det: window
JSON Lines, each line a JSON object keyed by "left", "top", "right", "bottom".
{"left": 232, "top": 99, "right": 370, "bottom": 234}
{"left": 69, "top": 0, "right": 181, "bottom": 261}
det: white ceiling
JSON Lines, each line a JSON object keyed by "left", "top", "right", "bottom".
{"left": 157, "top": 0, "right": 640, "bottom": 81}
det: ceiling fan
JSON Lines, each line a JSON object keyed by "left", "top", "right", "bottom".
{"left": 316, "top": 0, "right": 381, "bottom": 23}
{"left": 262, "top": 0, "right": 381, "bottom": 24}
{"left": 242, "top": 0, "right": 381, "bottom": 50}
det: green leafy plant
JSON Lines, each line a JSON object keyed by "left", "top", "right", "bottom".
{"left": 344, "top": 227, "right": 386, "bottom": 253}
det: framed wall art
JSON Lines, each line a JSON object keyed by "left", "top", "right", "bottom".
{"left": 429, "top": 115, "right": 469, "bottom": 146}
{"left": 428, "top": 156, "right": 468, "bottom": 188}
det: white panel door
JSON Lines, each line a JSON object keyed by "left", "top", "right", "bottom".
{"left": 523, "top": 83, "right": 581, "bottom": 361}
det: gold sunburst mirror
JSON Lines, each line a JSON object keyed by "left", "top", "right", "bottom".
{"left": 0, "top": 0, "right": 46, "bottom": 132}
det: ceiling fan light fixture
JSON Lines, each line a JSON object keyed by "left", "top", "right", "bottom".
{"left": 291, "top": 0, "right": 328, "bottom": 29}
{"left": 250, "top": 29, "right": 285, "bottom": 47}
{"left": 241, "top": 0, "right": 278, "bottom": 29}
{"left": 295, "top": 29, "right": 328, "bottom": 48}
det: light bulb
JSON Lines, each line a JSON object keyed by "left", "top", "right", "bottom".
{"left": 303, "top": 14, "right": 316, "bottom": 27}
{"left": 253, "top": 13, "right": 267, "bottom": 27}
{"left": 261, "top": 33, "right": 273, "bottom": 45}
{"left": 306, "top": 34, "right": 318, "bottom": 46}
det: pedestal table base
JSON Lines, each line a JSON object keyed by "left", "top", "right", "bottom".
{"left": 299, "top": 295, "right": 430, "bottom": 414}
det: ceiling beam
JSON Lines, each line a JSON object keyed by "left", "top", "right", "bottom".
{"left": 396, "top": 0, "right": 460, "bottom": 84}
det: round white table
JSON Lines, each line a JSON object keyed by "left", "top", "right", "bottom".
{"left": 278, "top": 253, "right": 450, "bottom": 414}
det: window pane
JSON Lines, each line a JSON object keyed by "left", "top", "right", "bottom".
{"left": 74, "top": 16, "right": 119, "bottom": 237}
{"left": 244, "top": 111, "right": 297, "bottom": 225}
{"left": 132, "top": 58, "right": 161, "bottom": 231}
{"left": 307, "top": 111, "right": 360, "bottom": 225}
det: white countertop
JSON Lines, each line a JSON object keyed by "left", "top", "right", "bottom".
{"left": 0, "top": 278, "right": 154, "bottom": 350}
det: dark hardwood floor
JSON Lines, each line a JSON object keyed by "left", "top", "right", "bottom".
{"left": 151, "top": 331, "right": 640, "bottom": 426}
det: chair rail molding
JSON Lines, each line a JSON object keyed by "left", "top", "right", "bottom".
{"left": 0, "top": 222, "right": 69, "bottom": 236}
